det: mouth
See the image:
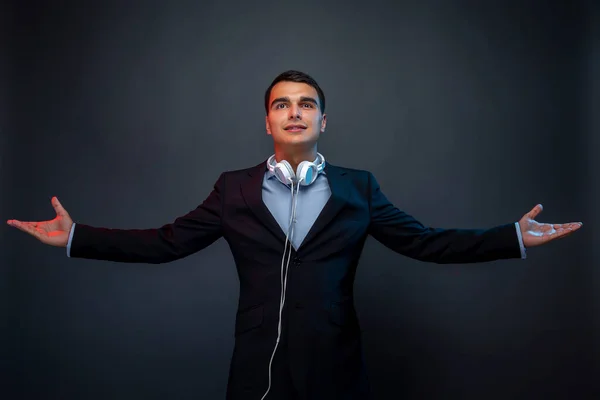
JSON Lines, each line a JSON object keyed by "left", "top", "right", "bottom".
{"left": 284, "top": 125, "right": 307, "bottom": 133}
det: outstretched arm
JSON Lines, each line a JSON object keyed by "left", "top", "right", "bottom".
{"left": 68, "top": 173, "right": 225, "bottom": 264}
{"left": 366, "top": 173, "right": 581, "bottom": 264}
{"left": 8, "top": 174, "right": 226, "bottom": 264}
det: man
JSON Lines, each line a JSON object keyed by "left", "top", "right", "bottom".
{"left": 7, "top": 70, "right": 583, "bottom": 399}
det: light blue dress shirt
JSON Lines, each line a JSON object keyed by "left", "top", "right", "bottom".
{"left": 262, "top": 166, "right": 331, "bottom": 251}
{"left": 67, "top": 163, "right": 526, "bottom": 259}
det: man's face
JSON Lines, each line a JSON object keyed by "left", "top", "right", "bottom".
{"left": 265, "top": 81, "right": 326, "bottom": 150}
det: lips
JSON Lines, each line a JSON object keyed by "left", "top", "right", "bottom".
{"left": 284, "top": 125, "right": 306, "bottom": 132}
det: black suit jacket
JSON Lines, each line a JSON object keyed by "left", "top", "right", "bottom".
{"left": 70, "top": 160, "right": 523, "bottom": 399}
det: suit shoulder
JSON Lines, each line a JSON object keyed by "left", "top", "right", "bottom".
{"left": 220, "top": 161, "right": 266, "bottom": 178}
{"left": 328, "top": 164, "right": 373, "bottom": 179}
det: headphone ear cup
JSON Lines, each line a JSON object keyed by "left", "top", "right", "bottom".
{"left": 297, "top": 161, "right": 319, "bottom": 186}
{"left": 316, "top": 153, "right": 325, "bottom": 173}
{"left": 275, "top": 160, "right": 295, "bottom": 184}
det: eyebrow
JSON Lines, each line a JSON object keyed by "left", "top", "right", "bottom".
{"left": 270, "top": 96, "right": 319, "bottom": 108}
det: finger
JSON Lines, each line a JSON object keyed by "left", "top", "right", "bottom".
{"left": 551, "top": 225, "right": 580, "bottom": 239}
{"left": 9, "top": 220, "right": 49, "bottom": 234}
{"left": 564, "top": 222, "right": 583, "bottom": 231}
{"left": 550, "top": 222, "right": 582, "bottom": 231}
{"left": 554, "top": 229, "right": 575, "bottom": 240}
{"left": 548, "top": 223, "right": 565, "bottom": 230}
{"left": 528, "top": 204, "right": 543, "bottom": 220}
{"left": 52, "top": 196, "right": 68, "bottom": 217}
{"left": 11, "top": 220, "right": 33, "bottom": 231}
{"left": 9, "top": 220, "right": 37, "bottom": 228}
{"left": 8, "top": 220, "right": 42, "bottom": 238}
{"left": 7, "top": 219, "right": 27, "bottom": 228}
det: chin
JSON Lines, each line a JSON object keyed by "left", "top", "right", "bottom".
{"left": 285, "top": 136, "right": 317, "bottom": 145}
{"left": 277, "top": 139, "right": 316, "bottom": 151}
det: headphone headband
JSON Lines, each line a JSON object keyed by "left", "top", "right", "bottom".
{"left": 266, "top": 153, "right": 326, "bottom": 186}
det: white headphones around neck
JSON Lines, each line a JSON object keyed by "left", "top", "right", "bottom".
{"left": 267, "top": 153, "right": 326, "bottom": 186}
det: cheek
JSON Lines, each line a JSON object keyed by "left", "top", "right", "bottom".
{"left": 266, "top": 118, "right": 278, "bottom": 132}
{"left": 268, "top": 116, "right": 283, "bottom": 127}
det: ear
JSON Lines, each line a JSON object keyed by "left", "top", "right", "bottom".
{"left": 320, "top": 113, "right": 327, "bottom": 133}
{"left": 265, "top": 115, "right": 272, "bottom": 135}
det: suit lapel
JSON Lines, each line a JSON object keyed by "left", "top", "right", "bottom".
{"left": 240, "top": 161, "right": 288, "bottom": 245}
{"left": 297, "top": 163, "right": 349, "bottom": 252}
{"left": 240, "top": 160, "right": 350, "bottom": 252}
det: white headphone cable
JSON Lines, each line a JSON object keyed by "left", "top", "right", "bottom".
{"left": 261, "top": 177, "right": 302, "bottom": 400}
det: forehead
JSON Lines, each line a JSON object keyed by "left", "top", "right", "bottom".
{"left": 269, "top": 81, "right": 319, "bottom": 102}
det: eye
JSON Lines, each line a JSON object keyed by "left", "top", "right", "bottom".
{"left": 302, "top": 103, "right": 314, "bottom": 108}
{"left": 276, "top": 103, "right": 287, "bottom": 109}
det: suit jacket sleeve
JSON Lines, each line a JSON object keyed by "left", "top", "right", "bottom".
{"left": 367, "top": 172, "right": 522, "bottom": 264}
{"left": 69, "top": 173, "right": 225, "bottom": 264}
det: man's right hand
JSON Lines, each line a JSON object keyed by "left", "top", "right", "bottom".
{"left": 7, "top": 196, "right": 74, "bottom": 248}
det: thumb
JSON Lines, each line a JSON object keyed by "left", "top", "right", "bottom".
{"left": 527, "top": 203, "right": 543, "bottom": 220}
{"left": 52, "top": 196, "right": 69, "bottom": 217}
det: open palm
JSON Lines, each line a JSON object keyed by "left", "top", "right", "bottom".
{"left": 6, "top": 197, "right": 73, "bottom": 247}
{"left": 518, "top": 204, "right": 582, "bottom": 248}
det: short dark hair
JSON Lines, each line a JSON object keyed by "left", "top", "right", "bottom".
{"left": 264, "top": 70, "right": 326, "bottom": 115}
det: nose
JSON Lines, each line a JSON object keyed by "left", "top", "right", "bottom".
{"left": 288, "top": 104, "right": 302, "bottom": 120}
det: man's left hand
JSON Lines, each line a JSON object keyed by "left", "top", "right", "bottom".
{"left": 519, "top": 204, "right": 582, "bottom": 248}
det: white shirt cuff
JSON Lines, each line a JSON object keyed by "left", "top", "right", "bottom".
{"left": 515, "top": 222, "right": 527, "bottom": 259}
{"left": 66, "top": 223, "right": 76, "bottom": 257}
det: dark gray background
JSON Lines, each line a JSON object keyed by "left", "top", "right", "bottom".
{"left": 586, "top": 0, "right": 600, "bottom": 395}
{"left": 2, "top": 0, "right": 13, "bottom": 393}
{"left": 3, "top": 1, "right": 597, "bottom": 399}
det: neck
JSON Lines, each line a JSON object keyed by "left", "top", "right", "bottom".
{"left": 274, "top": 146, "right": 318, "bottom": 173}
